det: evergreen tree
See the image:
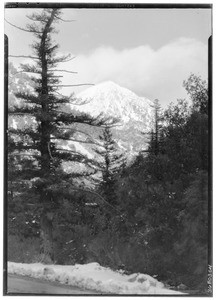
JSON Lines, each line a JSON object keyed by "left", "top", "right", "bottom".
{"left": 148, "top": 99, "right": 163, "bottom": 156}
{"left": 8, "top": 8, "right": 113, "bottom": 262}
{"left": 95, "top": 127, "right": 125, "bottom": 206}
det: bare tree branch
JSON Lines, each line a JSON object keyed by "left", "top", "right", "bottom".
{"left": 9, "top": 55, "right": 39, "bottom": 60}
{"left": 8, "top": 153, "right": 39, "bottom": 158}
{"left": 12, "top": 70, "right": 40, "bottom": 75}
{"left": 5, "top": 19, "right": 43, "bottom": 33}
{"left": 50, "top": 69, "right": 78, "bottom": 74}
{"left": 52, "top": 84, "right": 94, "bottom": 87}
{"left": 8, "top": 112, "right": 35, "bottom": 116}
{"left": 48, "top": 75, "right": 63, "bottom": 78}
{"left": 54, "top": 15, "right": 76, "bottom": 22}
{"left": 11, "top": 71, "right": 62, "bottom": 78}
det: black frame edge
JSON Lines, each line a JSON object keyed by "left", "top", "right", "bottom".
{"left": 4, "top": 34, "right": 8, "bottom": 296}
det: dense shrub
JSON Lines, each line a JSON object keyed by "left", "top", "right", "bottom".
{"left": 8, "top": 235, "right": 40, "bottom": 263}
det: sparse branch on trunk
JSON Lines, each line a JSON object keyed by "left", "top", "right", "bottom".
{"left": 52, "top": 84, "right": 94, "bottom": 87}
{"left": 5, "top": 19, "right": 43, "bottom": 33}
{"left": 54, "top": 15, "right": 76, "bottom": 22}
{"left": 50, "top": 69, "right": 78, "bottom": 74}
{"left": 8, "top": 111, "right": 35, "bottom": 116}
{"left": 9, "top": 55, "right": 39, "bottom": 60}
{"left": 8, "top": 152, "right": 40, "bottom": 158}
{"left": 11, "top": 71, "right": 62, "bottom": 78}
{"left": 12, "top": 70, "right": 40, "bottom": 75}
{"left": 48, "top": 75, "right": 63, "bottom": 78}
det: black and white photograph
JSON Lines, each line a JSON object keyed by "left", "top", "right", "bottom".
{"left": 4, "top": 2, "right": 212, "bottom": 296}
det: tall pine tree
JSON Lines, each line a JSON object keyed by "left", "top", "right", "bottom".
{"left": 8, "top": 8, "right": 113, "bottom": 262}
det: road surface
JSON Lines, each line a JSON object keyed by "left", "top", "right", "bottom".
{"left": 7, "top": 274, "right": 102, "bottom": 295}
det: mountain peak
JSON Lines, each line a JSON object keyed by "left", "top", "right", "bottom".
{"left": 75, "top": 81, "right": 153, "bottom": 121}
{"left": 94, "top": 81, "right": 119, "bottom": 88}
{"left": 69, "top": 82, "right": 155, "bottom": 158}
{"left": 77, "top": 81, "right": 133, "bottom": 99}
{"left": 77, "top": 81, "right": 152, "bottom": 106}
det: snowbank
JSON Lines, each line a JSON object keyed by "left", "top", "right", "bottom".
{"left": 8, "top": 261, "right": 182, "bottom": 294}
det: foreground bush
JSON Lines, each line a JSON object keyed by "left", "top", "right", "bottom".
{"left": 8, "top": 235, "right": 40, "bottom": 263}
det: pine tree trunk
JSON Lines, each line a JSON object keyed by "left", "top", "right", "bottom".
{"left": 39, "top": 10, "right": 57, "bottom": 262}
{"left": 40, "top": 210, "right": 54, "bottom": 263}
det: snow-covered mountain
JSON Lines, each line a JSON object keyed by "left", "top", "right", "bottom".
{"left": 70, "top": 81, "right": 154, "bottom": 158}
{"left": 75, "top": 81, "right": 153, "bottom": 125}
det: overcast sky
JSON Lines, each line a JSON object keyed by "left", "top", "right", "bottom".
{"left": 5, "top": 7, "right": 212, "bottom": 107}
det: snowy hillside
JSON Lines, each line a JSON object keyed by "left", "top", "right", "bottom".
{"left": 8, "top": 262, "right": 183, "bottom": 295}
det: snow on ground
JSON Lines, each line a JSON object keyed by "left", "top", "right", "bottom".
{"left": 8, "top": 261, "right": 183, "bottom": 295}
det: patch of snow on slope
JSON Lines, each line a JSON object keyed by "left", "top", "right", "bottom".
{"left": 56, "top": 140, "right": 93, "bottom": 159}
{"left": 8, "top": 262, "right": 183, "bottom": 295}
